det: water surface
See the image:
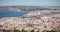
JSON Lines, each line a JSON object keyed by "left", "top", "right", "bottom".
{"left": 0, "top": 11, "right": 28, "bottom": 18}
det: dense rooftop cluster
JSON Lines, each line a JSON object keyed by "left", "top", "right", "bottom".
{"left": 0, "top": 10, "right": 60, "bottom": 32}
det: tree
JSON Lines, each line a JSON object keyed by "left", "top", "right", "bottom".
{"left": 30, "top": 30, "right": 34, "bottom": 32}
{"left": 37, "top": 30, "right": 39, "bottom": 32}
{"left": 21, "top": 29, "right": 28, "bottom": 32}
{"left": 13, "top": 29, "right": 20, "bottom": 32}
{"left": 2, "top": 29, "right": 11, "bottom": 32}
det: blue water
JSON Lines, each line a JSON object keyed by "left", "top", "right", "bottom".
{"left": 0, "top": 11, "right": 28, "bottom": 18}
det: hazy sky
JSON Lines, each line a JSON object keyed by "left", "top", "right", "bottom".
{"left": 0, "top": 0, "right": 60, "bottom": 6}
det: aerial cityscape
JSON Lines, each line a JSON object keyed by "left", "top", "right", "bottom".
{"left": 0, "top": 0, "right": 60, "bottom": 32}
{"left": 0, "top": 6, "right": 60, "bottom": 32}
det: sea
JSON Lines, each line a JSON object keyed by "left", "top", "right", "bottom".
{"left": 0, "top": 11, "right": 28, "bottom": 18}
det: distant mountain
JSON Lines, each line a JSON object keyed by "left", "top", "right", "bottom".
{"left": 0, "top": 6, "right": 60, "bottom": 11}
{"left": 42, "top": 6, "right": 60, "bottom": 8}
